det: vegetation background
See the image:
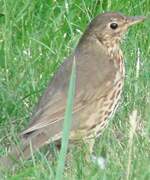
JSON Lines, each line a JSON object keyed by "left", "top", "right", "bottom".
{"left": 0, "top": 0, "right": 149, "bottom": 179}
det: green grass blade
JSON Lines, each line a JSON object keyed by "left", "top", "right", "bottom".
{"left": 55, "top": 59, "right": 76, "bottom": 180}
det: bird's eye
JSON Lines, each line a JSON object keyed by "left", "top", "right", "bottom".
{"left": 110, "top": 23, "right": 118, "bottom": 30}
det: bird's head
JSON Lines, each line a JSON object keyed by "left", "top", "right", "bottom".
{"left": 84, "top": 12, "right": 145, "bottom": 48}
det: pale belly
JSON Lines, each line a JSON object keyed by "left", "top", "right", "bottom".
{"left": 70, "top": 78, "right": 124, "bottom": 141}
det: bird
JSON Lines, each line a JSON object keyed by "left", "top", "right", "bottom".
{"left": 0, "top": 12, "right": 145, "bottom": 169}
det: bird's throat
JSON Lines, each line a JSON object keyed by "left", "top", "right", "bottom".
{"left": 107, "top": 44, "right": 125, "bottom": 77}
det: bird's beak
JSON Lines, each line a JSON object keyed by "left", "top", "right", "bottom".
{"left": 126, "top": 16, "right": 146, "bottom": 26}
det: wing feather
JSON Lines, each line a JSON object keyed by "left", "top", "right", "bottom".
{"left": 21, "top": 40, "right": 117, "bottom": 140}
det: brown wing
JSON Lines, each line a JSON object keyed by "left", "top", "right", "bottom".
{"left": 21, "top": 39, "right": 116, "bottom": 140}
{"left": 21, "top": 58, "right": 73, "bottom": 136}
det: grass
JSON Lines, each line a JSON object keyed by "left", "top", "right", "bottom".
{"left": 0, "top": 0, "right": 149, "bottom": 179}
{"left": 55, "top": 59, "right": 76, "bottom": 180}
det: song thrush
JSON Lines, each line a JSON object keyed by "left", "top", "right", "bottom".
{"left": 0, "top": 12, "right": 145, "bottom": 168}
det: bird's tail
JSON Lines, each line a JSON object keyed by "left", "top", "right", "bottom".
{"left": 0, "top": 132, "right": 49, "bottom": 170}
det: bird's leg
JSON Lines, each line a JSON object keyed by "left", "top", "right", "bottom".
{"left": 84, "top": 138, "right": 95, "bottom": 162}
{"left": 84, "top": 138, "right": 107, "bottom": 169}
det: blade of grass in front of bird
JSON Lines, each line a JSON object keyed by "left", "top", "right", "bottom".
{"left": 55, "top": 58, "right": 76, "bottom": 180}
